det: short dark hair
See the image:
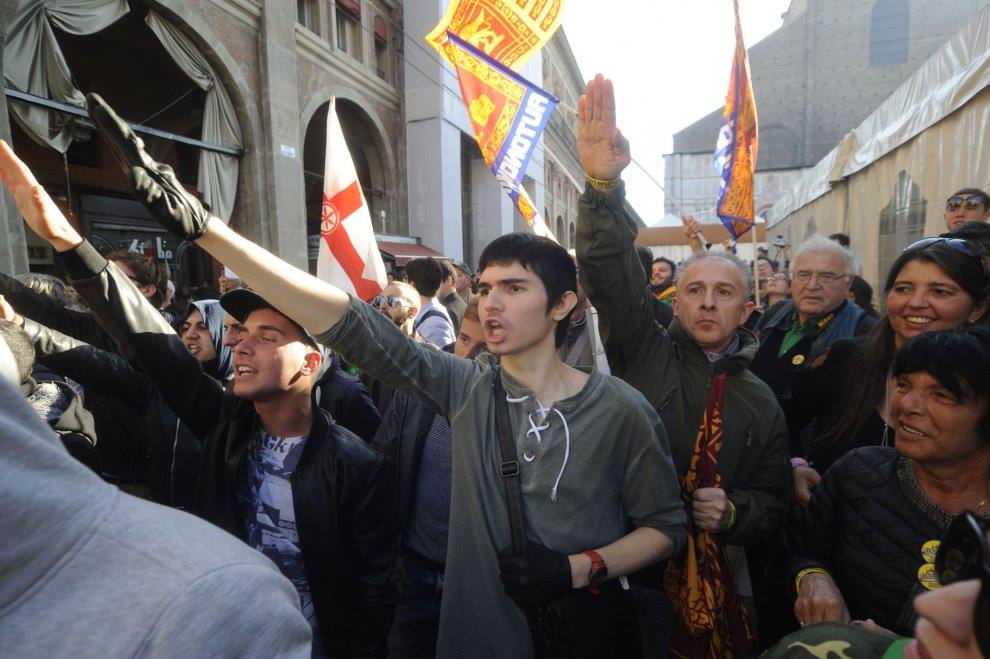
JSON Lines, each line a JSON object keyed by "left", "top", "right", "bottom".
{"left": 943, "top": 220, "right": 990, "bottom": 254}
{"left": 948, "top": 187, "right": 990, "bottom": 207}
{"left": 848, "top": 275, "right": 877, "bottom": 317}
{"left": 404, "top": 257, "right": 445, "bottom": 297}
{"left": 892, "top": 326, "right": 990, "bottom": 439}
{"left": 829, "top": 233, "right": 851, "bottom": 248}
{"left": 0, "top": 320, "right": 35, "bottom": 384}
{"left": 105, "top": 250, "right": 170, "bottom": 309}
{"left": 652, "top": 257, "right": 676, "bottom": 276}
{"left": 478, "top": 233, "right": 575, "bottom": 348}
{"left": 440, "top": 260, "right": 457, "bottom": 282}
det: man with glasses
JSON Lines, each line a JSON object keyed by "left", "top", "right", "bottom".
{"left": 373, "top": 281, "right": 420, "bottom": 338}
{"left": 751, "top": 234, "right": 876, "bottom": 506}
{"left": 945, "top": 188, "right": 990, "bottom": 231}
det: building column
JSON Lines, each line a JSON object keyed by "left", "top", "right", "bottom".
{"left": 256, "top": 0, "right": 307, "bottom": 268}
{"left": 0, "top": 3, "right": 29, "bottom": 275}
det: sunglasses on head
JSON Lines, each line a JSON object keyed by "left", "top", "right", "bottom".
{"left": 372, "top": 294, "right": 402, "bottom": 309}
{"left": 946, "top": 195, "right": 989, "bottom": 210}
{"left": 904, "top": 237, "right": 987, "bottom": 259}
{"left": 935, "top": 511, "right": 990, "bottom": 658}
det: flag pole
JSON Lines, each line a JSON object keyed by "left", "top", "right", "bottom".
{"left": 751, "top": 221, "right": 760, "bottom": 304}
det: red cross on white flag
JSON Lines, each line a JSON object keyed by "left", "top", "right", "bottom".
{"left": 317, "top": 98, "right": 387, "bottom": 300}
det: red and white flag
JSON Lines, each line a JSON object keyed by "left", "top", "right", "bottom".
{"left": 317, "top": 98, "right": 387, "bottom": 300}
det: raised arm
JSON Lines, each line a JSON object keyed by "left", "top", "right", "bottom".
{"left": 83, "top": 94, "right": 477, "bottom": 417}
{"left": 575, "top": 75, "right": 671, "bottom": 379}
{"left": 0, "top": 140, "right": 224, "bottom": 440}
{"left": 0, "top": 271, "right": 118, "bottom": 352}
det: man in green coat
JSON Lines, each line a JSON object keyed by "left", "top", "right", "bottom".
{"left": 575, "top": 74, "right": 791, "bottom": 654}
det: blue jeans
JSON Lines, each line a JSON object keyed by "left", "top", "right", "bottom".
{"left": 389, "top": 553, "right": 444, "bottom": 659}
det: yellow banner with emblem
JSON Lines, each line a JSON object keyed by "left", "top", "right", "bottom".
{"left": 427, "top": 0, "right": 565, "bottom": 71}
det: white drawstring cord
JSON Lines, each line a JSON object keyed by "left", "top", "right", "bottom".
{"left": 504, "top": 393, "right": 571, "bottom": 502}
{"left": 549, "top": 409, "right": 570, "bottom": 502}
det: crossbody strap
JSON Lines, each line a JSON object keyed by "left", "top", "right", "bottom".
{"left": 493, "top": 368, "right": 527, "bottom": 554}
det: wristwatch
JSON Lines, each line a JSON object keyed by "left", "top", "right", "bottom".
{"left": 583, "top": 550, "right": 607, "bottom": 595}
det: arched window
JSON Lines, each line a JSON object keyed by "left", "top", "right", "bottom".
{"left": 877, "top": 170, "right": 926, "bottom": 306}
{"left": 870, "top": 0, "right": 909, "bottom": 67}
{"left": 569, "top": 223, "right": 576, "bottom": 249}
{"left": 556, "top": 215, "right": 565, "bottom": 242}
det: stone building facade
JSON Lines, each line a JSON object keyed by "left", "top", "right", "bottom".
{"left": 663, "top": 0, "right": 989, "bottom": 223}
{"left": 0, "top": 0, "right": 407, "bottom": 287}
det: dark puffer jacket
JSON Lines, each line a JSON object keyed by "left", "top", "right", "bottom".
{"left": 789, "top": 447, "right": 956, "bottom": 635}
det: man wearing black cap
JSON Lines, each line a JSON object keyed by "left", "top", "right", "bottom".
{"left": 0, "top": 142, "right": 397, "bottom": 658}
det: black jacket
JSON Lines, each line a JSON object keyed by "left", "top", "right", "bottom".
{"left": 315, "top": 362, "right": 382, "bottom": 444}
{"left": 60, "top": 241, "right": 397, "bottom": 658}
{"left": 789, "top": 447, "right": 955, "bottom": 635}
{"left": 371, "top": 390, "right": 439, "bottom": 537}
{"left": 26, "top": 318, "right": 199, "bottom": 507}
{"left": 787, "top": 338, "right": 887, "bottom": 472}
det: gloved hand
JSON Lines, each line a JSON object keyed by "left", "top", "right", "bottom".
{"left": 85, "top": 93, "right": 212, "bottom": 241}
{"left": 498, "top": 541, "right": 573, "bottom": 609}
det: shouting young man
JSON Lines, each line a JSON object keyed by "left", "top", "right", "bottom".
{"left": 75, "top": 94, "right": 686, "bottom": 658}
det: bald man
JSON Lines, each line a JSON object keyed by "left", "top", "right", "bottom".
{"left": 374, "top": 282, "right": 420, "bottom": 338}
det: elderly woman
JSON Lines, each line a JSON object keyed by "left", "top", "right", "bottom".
{"left": 789, "top": 326, "right": 990, "bottom": 636}
{"left": 787, "top": 238, "right": 989, "bottom": 503}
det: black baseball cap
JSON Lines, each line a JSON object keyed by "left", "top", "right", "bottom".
{"left": 219, "top": 289, "right": 323, "bottom": 352}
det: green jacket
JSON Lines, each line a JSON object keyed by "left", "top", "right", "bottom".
{"left": 576, "top": 183, "right": 791, "bottom": 546}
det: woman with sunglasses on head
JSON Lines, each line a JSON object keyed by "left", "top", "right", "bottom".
{"left": 945, "top": 188, "right": 990, "bottom": 231}
{"left": 789, "top": 326, "right": 990, "bottom": 636}
{"left": 787, "top": 238, "right": 989, "bottom": 504}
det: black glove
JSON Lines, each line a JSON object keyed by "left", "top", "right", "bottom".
{"left": 497, "top": 541, "right": 573, "bottom": 609}
{"left": 85, "top": 93, "right": 211, "bottom": 241}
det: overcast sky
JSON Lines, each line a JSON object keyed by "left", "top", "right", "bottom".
{"left": 562, "top": 0, "right": 793, "bottom": 224}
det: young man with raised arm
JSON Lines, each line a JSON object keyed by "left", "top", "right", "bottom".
{"left": 56, "top": 94, "right": 687, "bottom": 659}
{"left": 0, "top": 140, "right": 396, "bottom": 658}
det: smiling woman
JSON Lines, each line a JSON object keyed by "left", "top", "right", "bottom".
{"left": 786, "top": 238, "right": 989, "bottom": 477}
{"left": 788, "top": 326, "right": 990, "bottom": 636}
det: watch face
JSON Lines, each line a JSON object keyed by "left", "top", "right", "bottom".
{"left": 591, "top": 565, "right": 607, "bottom": 584}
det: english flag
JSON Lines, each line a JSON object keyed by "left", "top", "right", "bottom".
{"left": 317, "top": 97, "right": 387, "bottom": 300}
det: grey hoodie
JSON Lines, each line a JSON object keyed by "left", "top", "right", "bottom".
{"left": 0, "top": 376, "right": 312, "bottom": 657}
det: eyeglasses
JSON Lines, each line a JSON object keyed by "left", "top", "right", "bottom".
{"left": 935, "top": 511, "right": 989, "bottom": 657}
{"left": 904, "top": 237, "right": 987, "bottom": 259}
{"left": 946, "top": 195, "right": 989, "bottom": 210}
{"left": 791, "top": 270, "right": 848, "bottom": 285}
{"left": 372, "top": 294, "right": 403, "bottom": 309}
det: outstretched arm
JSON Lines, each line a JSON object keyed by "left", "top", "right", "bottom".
{"left": 82, "top": 94, "right": 476, "bottom": 417}
{"left": 0, "top": 140, "right": 224, "bottom": 439}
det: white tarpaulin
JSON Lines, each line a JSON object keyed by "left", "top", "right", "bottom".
{"left": 3, "top": 0, "right": 129, "bottom": 151}
{"left": 145, "top": 11, "right": 242, "bottom": 222}
{"left": 770, "top": 3, "right": 990, "bottom": 225}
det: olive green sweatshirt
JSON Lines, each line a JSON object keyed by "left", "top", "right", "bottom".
{"left": 576, "top": 182, "right": 791, "bottom": 548}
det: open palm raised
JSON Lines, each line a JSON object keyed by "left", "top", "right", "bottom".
{"left": 577, "top": 74, "right": 631, "bottom": 184}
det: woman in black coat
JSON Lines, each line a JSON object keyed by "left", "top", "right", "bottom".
{"left": 787, "top": 238, "right": 989, "bottom": 504}
{"left": 788, "top": 327, "right": 990, "bottom": 636}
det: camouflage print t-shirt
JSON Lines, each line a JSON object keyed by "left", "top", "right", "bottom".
{"left": 240, "top": 430, "right": 324, "bottom": 655}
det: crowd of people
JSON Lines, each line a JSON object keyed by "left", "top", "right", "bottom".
{"left": 0, "top": 79, "right": 986, "bottom": 659}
